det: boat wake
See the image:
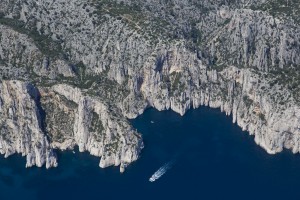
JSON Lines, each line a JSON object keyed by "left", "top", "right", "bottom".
{"left": 149, "top": 160, "right": 175, "bottom": 182}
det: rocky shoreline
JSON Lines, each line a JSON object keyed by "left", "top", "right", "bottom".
{"left": 0, "top": 0, "right": 299, "bottom": 172}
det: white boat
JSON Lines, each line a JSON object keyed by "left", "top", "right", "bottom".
{"left": 149, "top": 168, "right": 165, "bottom": 182}
{"left": 150, "top": 121, "right": 154, "bottom": 123}
{"left": 149, "top": 161, "right": 174, "bottom": 182}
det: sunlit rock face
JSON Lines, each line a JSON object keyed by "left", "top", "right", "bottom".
{"left": 0, "top": 0, "right": 299, "bottom": 171}
{"left": 0, "top": 80, "right": 57, "bottom": 168}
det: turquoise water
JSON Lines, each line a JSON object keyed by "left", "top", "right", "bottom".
{"left": 1, "top": 107, "right": 300, "bottom": 200}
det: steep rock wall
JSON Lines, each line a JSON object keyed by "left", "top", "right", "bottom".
{"left": 0, "top": 80, "right": 57, "bottom": 168}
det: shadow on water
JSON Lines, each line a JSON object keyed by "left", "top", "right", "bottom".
{"left": 1, "top": 107, "right": 300, "bottom": 200}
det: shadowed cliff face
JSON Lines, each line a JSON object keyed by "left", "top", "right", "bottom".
{"left": 0, "top": 0, "right": 299, "bottom": 171}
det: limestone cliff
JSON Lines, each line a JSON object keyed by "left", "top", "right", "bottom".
{"left": 0, "top": 80, "right": 57, "bottom": 168}
{"left": 0, "top": 0, "right": 299, "bottom": 171}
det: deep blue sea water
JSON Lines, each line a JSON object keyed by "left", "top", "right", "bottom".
{"left": 1, "top": 107, "right": 300, "bottom": 200}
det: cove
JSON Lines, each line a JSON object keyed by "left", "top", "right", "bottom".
{"left": 1, "top": 107, "right": 300, "bottom": 200}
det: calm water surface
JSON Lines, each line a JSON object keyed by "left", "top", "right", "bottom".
{"left": 1, "top": 107, "right": 300, "bottom": 200}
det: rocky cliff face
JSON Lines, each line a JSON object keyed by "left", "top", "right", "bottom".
{"left": 0, "top": 0, "right": 299, "bottom": 171}
{"left": 0, "top": 80, "right": 57, "bottom": 168}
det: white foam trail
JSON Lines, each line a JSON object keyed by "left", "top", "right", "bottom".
{"left": 149, "top": 160, "right": 175, "bottom": 182}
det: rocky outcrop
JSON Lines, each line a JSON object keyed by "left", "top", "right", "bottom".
{"left": 0, "top": 80, "right": 57, "bottom": 168}
{"left": 207, "top": 9, "right": 300, "bottom": 71}
{"left": 0, "top": 80, "right": 143, "bottom": 172}
{"left": 0, "top": 24, "right": 75, "bottom": 80}
{"left": 50, "top": 84, "right": 143, "bottom": 171}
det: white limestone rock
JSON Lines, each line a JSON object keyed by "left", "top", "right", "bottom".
{"left": 0, "top": 80, "right": 57, "bottom": 168}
